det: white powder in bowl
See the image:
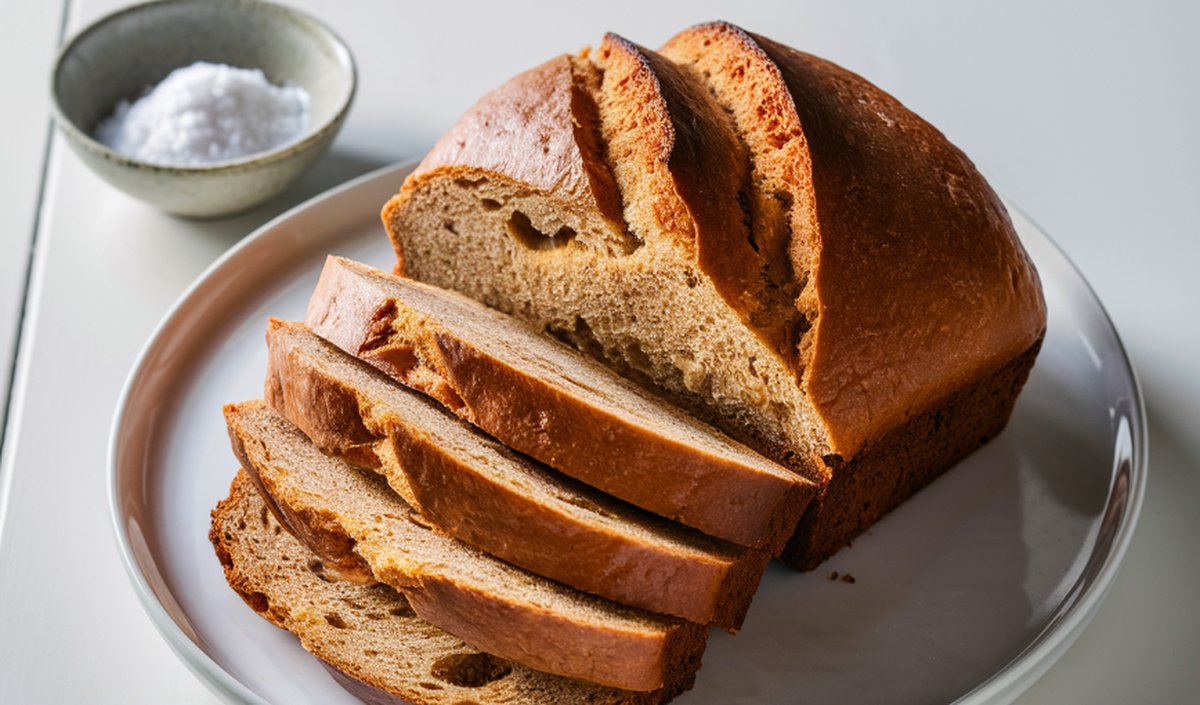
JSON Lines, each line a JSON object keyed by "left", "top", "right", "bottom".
{"left": 94, "top": 62, "right": 311, "bottom": 166}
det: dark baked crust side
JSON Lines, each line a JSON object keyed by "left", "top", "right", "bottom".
{"left": 782, "top": 335, "right": 1043, "bottom": 570}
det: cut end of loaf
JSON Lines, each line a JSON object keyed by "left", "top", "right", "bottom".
{"left": 382, "top": 32, "right": 836, "bottom": 480}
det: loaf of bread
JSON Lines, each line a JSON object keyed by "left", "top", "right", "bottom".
{"left": 264, "top": 317, "right": 769, "bottom": 630}
{"left": 305, "top": 255, "right": 813, "bottom": 553}
{"left": 211, "top": 18, "right": 1049, "bottom": 701}
{"left": 381, "top": 23, "right": 1047, "bottom": 569}
{"left": 223, "top": 400, "right": 707, "bottom": 692}
{"left": 210, "top": 469, "right": 693, "bottom": 704}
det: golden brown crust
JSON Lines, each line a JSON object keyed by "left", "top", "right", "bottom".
{"left": 588, "top": 35, "right": 682, "bottom": 246}
{"left": 658, "top": 21, "right": 819, "bottom": 384}
{"left": 305, "top": 256, "right": 813, "bottom": 552}
{"left": 264, "top": 317, "right": 770, "bottom": 629}
{"left": 223, "top": 400, "right": 708, "bottom": 692}
{"left": 662, "top": 21, "right": 1046, "bottom": 459}
{"left": 745, "top": 30, "right": 1047, "bottom": 458}
{"left": 209, "top": 470, "right": 693, "bottom": 704}
{"left": 409, "top": 54, "right": 620, "bottom": 223}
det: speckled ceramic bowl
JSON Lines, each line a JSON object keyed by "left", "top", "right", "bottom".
{"left": 51, "top": 0, "right": 356, "bottom": 218}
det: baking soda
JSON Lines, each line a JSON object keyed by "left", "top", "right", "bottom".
{"left": 94, "top": 62, "right": 310, "bottom": 166}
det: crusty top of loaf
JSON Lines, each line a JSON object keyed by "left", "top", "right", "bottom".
{"left": 736, "top": 26, "right": 1047, "bottom": 456}
{"left": 589, "top": 34, "right": 794, "bottom": 356}
{"left": 657, "top": 21, "right": 1047, "bottom": 456}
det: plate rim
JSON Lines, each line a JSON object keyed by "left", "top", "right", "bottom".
{"left": 949, "top": 203, "right": 1148, "bottom": 704}
{"left": 106, "top": 168, "right": 1148, "bottom": 705}
{"left": 106, "top": 159, "right": 417, "bottom": 705}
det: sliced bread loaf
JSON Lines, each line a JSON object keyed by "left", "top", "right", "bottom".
{"left": 223, "top": 400, "right": 707, "bottom": 692}
{"left": 210, "top": 469, "right": 691, "bottom": 704}
{"left": 379, "top": 26, "right": 1047, "bottom": 570}
{"left": 305, "top": 256, "right": 812, "bottom": 553}
{"left": 264, "top": 317, "right": 769, "bottom": 630}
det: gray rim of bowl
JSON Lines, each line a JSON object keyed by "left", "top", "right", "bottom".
{"left": 49, "top": 0, "right": 357, "bottom": 175}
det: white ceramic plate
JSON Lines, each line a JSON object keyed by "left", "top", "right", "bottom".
{"left": 109, "top": 161, "right": 1146, "bottom": 705}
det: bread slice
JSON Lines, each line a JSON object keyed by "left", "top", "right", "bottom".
{"left": 210, "top": 469, "right": 691, "bottom": 704}
{"left": 304, "top": 256, "right": 812, "bottom": 553}
{"left": 263, "top": 317, "right": 768, "bottom": 630}
{"left": 223, "top": 400, "right": 707, "bottom": 692}
{"left": 380, "top": 26, "right": 1047, "bottom": 570}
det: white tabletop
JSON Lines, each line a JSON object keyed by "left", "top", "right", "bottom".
{"left": 2, "top": 1, "right": 1197, "bottom": 703}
